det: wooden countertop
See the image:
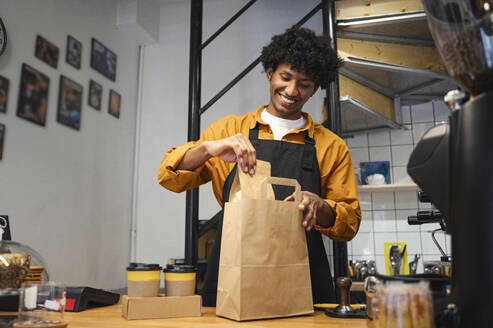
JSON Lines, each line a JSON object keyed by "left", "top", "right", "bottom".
{"left": 63, "top": 305, "right": 367, "bottom": 327}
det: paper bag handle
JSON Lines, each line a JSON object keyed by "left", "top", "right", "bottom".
{"left": 260, "top": 177, "right": 301, "bottom": 203}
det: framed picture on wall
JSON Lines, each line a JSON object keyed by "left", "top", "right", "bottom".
{"left": 0, "top": 75, "right": 8, "bottom": 113}
{"left": 88, "top": 79, "right": 102, "bottom": 110}
{"left": 90, "top": 38, "right": 117, "bottom": 82}
{"left": 0, "top": 123, "right": 4, "bottom": 160}
{"left": 0, "top": 215, "right": 10, "bottom": 240}
{"left": 17, "top": 64, "right": 50, "bottom": 126}
{"left": 108, "top": 89, "right": 120, "bottom": 118}
{"left": 57, "top": 75, "right": 82, "bottom": 130}
{"left": 66, "top": 35, "right": 82, "bottom": 69}
{"left": 34, "top": 35, "right": 59, "bottom": 69}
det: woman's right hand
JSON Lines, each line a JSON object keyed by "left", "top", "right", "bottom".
{"left": 204, "top": 134, "right": 256, "bottom": 174}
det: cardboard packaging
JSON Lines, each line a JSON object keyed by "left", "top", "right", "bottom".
{"left": 121, "top": 295, "right": 202, "bottom": 320}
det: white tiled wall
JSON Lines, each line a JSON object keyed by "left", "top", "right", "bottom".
{"left": 344, "top": 100, "right": 452, "bottom": 274}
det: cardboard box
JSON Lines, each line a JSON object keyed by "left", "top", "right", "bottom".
{"left": 121, "top": 294, "right": 202, "bottom": 320}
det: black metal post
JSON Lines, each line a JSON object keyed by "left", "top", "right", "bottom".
{"left": 185, "top": 0, "right": 203, "bottom": 266}
{"left": 323, "top": 0, "right": 342, "bottom": 135}
{"left": 322, "top": 0, "right": 348, "bottom": 279}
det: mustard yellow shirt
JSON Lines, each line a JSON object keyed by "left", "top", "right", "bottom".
{"left": 158, "top": 105, "right": 361, "bottom": 241}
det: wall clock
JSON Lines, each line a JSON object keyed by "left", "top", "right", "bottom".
{"left": 0, "top": 17, "right": 6, "bottom": 56}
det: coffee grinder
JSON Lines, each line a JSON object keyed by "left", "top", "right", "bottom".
{"left": 407, "top": 1, "right": 493, "bottom": 326}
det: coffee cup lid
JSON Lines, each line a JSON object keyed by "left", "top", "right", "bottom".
{"left": 126, "top": 262, "right": 162, "bottom": 271}
{"left": 163, "top": 264, "right": 197, "bottom": 273}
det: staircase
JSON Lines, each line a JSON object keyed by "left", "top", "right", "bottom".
{"left": 331, "top": 0, "right": 456, "bottom": 136}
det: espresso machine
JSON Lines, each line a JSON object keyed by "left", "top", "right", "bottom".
{"left": 407, "top": 1, "right": 493, "bottom": 326}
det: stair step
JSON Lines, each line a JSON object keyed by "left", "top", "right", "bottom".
{"left": 336, "top": 55, "right": 457, "bottom": 135}
{"left": 337, "top": 38, "right": 444, "bottom": 73}
{"left": 337, "top": 74, "right": 400, "bottom": 135}
{"left": 339, "top": 95, "right": 402, "bottom": 135}
{"left": 339, "top": 74, "right": 394, "bottom": 119}
{"left": 337, "top": 11, "right": 433, "bottom": 47}
{"left": 340, "top": 56, "right": 456, "bottom": 105}
{"left": 336, "top": 0, "right": 423, "bottom": 20}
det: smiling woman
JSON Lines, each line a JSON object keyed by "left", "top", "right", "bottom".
{"left": 260, "top": 28, "right": 342, "bottom": 120}
{"left": 158, "top": 25, "right": 361, "bottom": 308}
{"left": 260, "top": 27, "right": 341, "bottom": 90}
{"left": 265, "top": 63, "right": 317, "bottom": 120}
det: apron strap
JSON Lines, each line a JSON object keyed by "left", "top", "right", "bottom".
{"left": 302, "top": 134, "right": 315, "bottom": 171}
{"left": 248, "top": 122, "right": 315, "bottom": 171}
{"left": 248, "top": 123, "right": 260, "bottom": 146}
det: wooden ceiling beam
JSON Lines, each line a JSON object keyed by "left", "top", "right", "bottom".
{"left": 336, "top": 0, "right": 424, "bottom": 19}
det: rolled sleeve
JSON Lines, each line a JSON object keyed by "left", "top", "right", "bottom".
{"left": 157, "top": 141, "right": 210, "bottom": 193}
{"left": 315, "top": 198, "right": 361, "bottom": 241}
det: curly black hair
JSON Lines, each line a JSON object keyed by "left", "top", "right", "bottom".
{"left": 260, "top": 27, "right": 341, "bottom": 89}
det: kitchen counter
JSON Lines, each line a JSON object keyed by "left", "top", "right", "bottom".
{"left": 61, "top": 305, "right": 367, "bottom": 327}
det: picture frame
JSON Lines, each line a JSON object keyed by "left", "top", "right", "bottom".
{"left": 34, "top": 35, "right": 59, "bottom": 69}
{"left": 57, "top": 75, "right": 82, "bottom": 130}
{"left": 88, "top": 79, "right": 102, "bottom": 110}
{"left": 108, "top": 89, "right": 121, "bottom": 118}
{"left": 0, "top": 123, "right": 4, "bottom": 160}
{"left": 0, "top": 75, "right": 8, "bottom": 113}
{"left": 0, "top": 215, "right": 11, "bottom": 240}
{"left": 66, "top": 35, "right": 82, "bottom": 69}
{"left": 90, "top": 38, "right": 117, "bottom": 82}
{"left": 17, "top": 64, "right": 50, "bottom": 126}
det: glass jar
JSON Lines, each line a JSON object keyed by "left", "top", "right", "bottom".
{"left": 423, "top": 0, "right": 493, "bottom": 96}
{"left": 365, "top": 276, "right": 435, "bottom": 328}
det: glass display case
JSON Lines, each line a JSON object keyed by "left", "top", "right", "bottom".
{"left": 0, "top": 240, "right": 50, "bottom": 308}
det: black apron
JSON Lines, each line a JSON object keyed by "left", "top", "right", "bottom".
{"left": 201, "top": 123, "right": 335, "bottom": 306}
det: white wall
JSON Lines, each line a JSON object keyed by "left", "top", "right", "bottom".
{"left": 136, "top": 0, "right": 330, "bottom": 265}
{"left": 0, "top": 0, "right": 141, "bottom": 289}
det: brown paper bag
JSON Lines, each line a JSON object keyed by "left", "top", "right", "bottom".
{"left": 216, "top": 161, "right": 314, "bottom": 321}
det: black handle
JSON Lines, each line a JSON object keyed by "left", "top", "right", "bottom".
{"left": 408, "top": 210, "right": 443, "bottom": 225}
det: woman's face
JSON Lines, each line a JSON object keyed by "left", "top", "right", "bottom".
{"left": 266, "top": 63, "right": 318, "bottom": 120}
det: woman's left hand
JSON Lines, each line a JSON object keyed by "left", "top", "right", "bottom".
{"left": 284, "top": 191, "right": 333, "bottom": 231}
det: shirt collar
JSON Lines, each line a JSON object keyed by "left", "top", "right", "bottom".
{"left": 253, "top": 105, "right": 315, "bottom": 138}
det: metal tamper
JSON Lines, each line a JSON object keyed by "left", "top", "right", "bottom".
{"left": 325, "top": 276, "right": 366, "bottom": 319}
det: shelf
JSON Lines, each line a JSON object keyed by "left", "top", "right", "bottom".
{"left": 357, "top": 183, "right": 419, "bottom": 193}
{"left": 337, "top": 11, "right": 434, "bottom": 47}
{"left": 340, "top": 95, "right": 402, "bottom": 135}
{"left": 340, "top": 57, "right": 457, "bottom": 105}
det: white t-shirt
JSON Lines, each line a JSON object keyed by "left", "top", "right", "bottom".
{"left": 261, "top": 108, "right": 307, "bottom": 140}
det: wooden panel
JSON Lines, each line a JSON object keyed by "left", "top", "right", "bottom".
{"left": 336, "top": 0, "right": 423, "bottom": 19}
{"left": 337, "top": 38, "right": 445, "bottom": 72}
{"left": 339, "top": 74, "right": 395, "bottom": 121}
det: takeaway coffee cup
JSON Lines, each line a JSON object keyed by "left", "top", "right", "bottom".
{"left": 126, "top": 263, "right": 162, "bottom": 297}
{"left": 163, "top": 264, "right": 197, "bottom": 296}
